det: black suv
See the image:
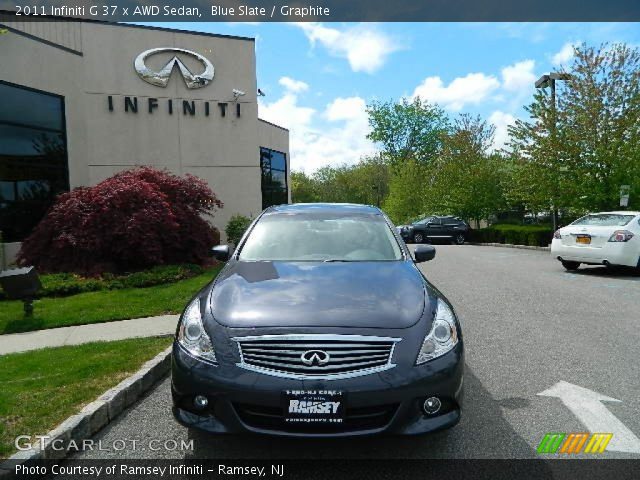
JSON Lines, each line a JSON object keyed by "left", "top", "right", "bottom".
{"left": 397, "top": 216, "right": 470, "bottom": 245}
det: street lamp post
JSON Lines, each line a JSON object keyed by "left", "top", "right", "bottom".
{"left": 535, "top": 72, "right": 571, "bottom": 232}
{"left": 372, "top": 185, "right": 381, "bottom": 207}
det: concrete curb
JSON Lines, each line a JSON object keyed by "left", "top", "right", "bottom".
{"left": 0, "top": 345, "right": 172, "bottom": 471}
{"left": 466, "top": 242, "right": 551, "bottom": 252}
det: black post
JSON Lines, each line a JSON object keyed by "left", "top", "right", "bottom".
{"left": 550, "top": 78, "right": 559, "bottom": 233}
{"left": 23, "top": 297, "right": 34, "bottom": 317}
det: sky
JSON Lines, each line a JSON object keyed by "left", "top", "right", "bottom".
{"left": 155, "top": 22, "right": 640, "bottom": 173}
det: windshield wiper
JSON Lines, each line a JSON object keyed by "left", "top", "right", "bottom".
{"left": 323, "top": 259, "right": 356, "bottom": 262}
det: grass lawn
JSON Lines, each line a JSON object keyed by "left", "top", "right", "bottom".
{"left": 0, "top": 336, "right": 171, "bottom": 459}
{"left": 0, "top": 266, "right": 221, "bottom": 335}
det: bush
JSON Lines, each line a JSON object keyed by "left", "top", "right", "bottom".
{"left": 18, "top": 167, "right": 223, "bottom": 274}
{"left": 225, "top": 214, "right": 252, "bottom": 246}
{"left": 467, "top": 224, "right": 553, "bottom": 247}
{"left": 0, "top": 264, "right": 206, "bottom": 300}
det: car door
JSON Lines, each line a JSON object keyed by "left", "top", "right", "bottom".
{"left": 441, "top": 217, "right": 458, "bottom": 237}
{"left": 425, "top": 217, "right": 444, "bottom": 237}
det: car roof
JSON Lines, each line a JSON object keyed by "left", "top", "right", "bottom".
{"left": 589, "top": 211, "right": 640, "bottom": 216}
{"left": 267, "top": 203, "right": 381, "bottom": 215}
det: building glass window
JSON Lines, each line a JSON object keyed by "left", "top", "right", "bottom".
{"left": 0, "top": 81, "right": 69, "bottom": 242}
{"left": 260, "top": 147, "right": 288, "bottom": 209}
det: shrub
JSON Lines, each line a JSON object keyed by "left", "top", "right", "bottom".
{"left": 0, "top": 264, "right": 207, "bottom": 300}
{"left": 467, "top": 224, "right": 553, "bottom": 247}
{"left": 18, "top": 167, "right": 223, "bottom": 274}
{"left": 225, "top": 214, "right": 253, "bottom": 246}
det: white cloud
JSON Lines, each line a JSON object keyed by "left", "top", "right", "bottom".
{"left": 259, "top": 91, "right": 374, "bottom": 173}
{"left": 279, "top": 76, "right": 309, "bottom": 93}
{"left": 489, "top": 111, "right": 516, "bottom": 150}
{"left": 295, "top": 23, "right": 400, "bottom": 74}
{"left": 324, "top": 96, "right": 367, "bottom": 121}
{"left": 259, "top": 93, "right": 314, "bottom": 131}
{"left": 552, "top": 42, "right": 575, "bottom": 66}
{"left": 412, "top": 73, "right": 500, "bottom": 111}
{"left": 501, "top": 60, "right": 536, "bottom": 92}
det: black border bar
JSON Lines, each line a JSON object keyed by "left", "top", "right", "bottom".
{"left": 2, "top": 459, "right": 640, "bottom": 480}
{"left": 1, "top": 1, "right": 640, "bottom": 22}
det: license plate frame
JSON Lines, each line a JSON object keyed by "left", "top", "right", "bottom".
{"left": 576, "top": 235, "right": 591, "bottom": 245}
{"left": 282, "top": 390, "right": 345, "bottom": 425}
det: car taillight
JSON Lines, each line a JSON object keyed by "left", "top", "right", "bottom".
{"left": 553, "top": 230, "right": 562, "bottom": 239}
{"left": 608, "top": 230, "right": 634, "bottom": 242}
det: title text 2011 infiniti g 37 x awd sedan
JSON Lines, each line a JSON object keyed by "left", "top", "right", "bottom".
{"left": 171, "top": 203, "right": 464, "bottom": 437}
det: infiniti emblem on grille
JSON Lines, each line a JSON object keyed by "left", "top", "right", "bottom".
{"left": 300, "top": 350, "right": 330, "bottom": 366}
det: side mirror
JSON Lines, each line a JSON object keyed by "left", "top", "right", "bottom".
{"left": 211, "top": 245, "right": 231, "bottom": 262}
{"left": 414, "top": 245, "right": 436, "bottom": 263}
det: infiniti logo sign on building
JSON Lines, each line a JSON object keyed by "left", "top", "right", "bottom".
{"left": 108, "top": 47, "right": 240, "bottom": 117}
{"left": 134, "top": 47, "right": 214, "bottom": 89}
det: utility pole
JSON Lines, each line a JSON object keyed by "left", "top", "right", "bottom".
{"left": 535, "top": 72, "right": 571, "bottom": 232}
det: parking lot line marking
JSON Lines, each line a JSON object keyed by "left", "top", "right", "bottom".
{"left": 538, "top": 381, "right": 640, "bottom": 454}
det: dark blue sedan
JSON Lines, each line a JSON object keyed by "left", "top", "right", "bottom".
{"left": 171, "top": 203, "right": 464, "bottom": 437}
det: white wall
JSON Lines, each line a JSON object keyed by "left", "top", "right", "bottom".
{"left": 0, "top": 19, "right": 290, "bottom": 243}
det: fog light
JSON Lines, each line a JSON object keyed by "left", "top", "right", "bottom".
{"left": 423, "top": 396, "right": 441, "bottom": 415}
{"left": 193, "top": 395, "right": 208, "bottom": 409}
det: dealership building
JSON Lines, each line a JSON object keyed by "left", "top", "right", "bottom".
{"left": 0, "top": 16, "right": 290, "bottom": 264}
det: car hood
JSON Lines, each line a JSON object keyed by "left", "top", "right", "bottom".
{"left": 208, "top": 261, "right": 426, "bottom": 329}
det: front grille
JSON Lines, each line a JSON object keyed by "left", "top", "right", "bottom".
{"left": 232, "top": 334, "right": 401, "bottom": 379}
{"left": 234, "top": 402, "right": 398, "bottom": 433}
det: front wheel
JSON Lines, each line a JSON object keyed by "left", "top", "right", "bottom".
{"left": 561, "top": 261, "right": 580, "bottom": 271}
{"left": 453, "top": 234, "right": 465, "bottom": 245}
{"left": 413, "top": 232, "right": 425, "bottom": 243}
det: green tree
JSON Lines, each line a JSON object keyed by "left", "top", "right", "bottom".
{"left": 291, "top": 156, "right": 390, "bottom": 206}
{"left": 367, "top": 98, "right": 449, "bottom": 168}
{"left": 329, "top": 155, "right": 389, "bottom": 206}
{"left": 430, "top": 115, "right": 506, "bottom": 224}
{"left": 290, "top": 171, "right": 319, "bottom": 203}
{"left": 508, "top": 43, "right": 640, "bottom": 213}
{"left": 382, "top": 159, "right": 430, "bottom": 224}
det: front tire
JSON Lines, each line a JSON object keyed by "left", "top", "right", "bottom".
{"left": 561, "top": 261, "right": 580, "bottom": 271}
{"left": 413, "top": 232, "right": 425, "bottom": 243}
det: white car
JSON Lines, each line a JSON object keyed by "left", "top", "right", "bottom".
{"left": 551, "top": 211, "right": 640, "bottom": 270}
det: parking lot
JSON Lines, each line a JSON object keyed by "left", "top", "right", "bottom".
{"left": 74, "top": 245, "right": 640, "bottom": 459}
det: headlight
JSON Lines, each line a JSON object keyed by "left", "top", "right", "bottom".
{"left": 177, "top": 298, "right": 217, "bottom": 364}
{"left": 416, "top": 298, "right": 459, "bottom": 365}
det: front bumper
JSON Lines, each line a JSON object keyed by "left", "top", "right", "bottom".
{"left": 171, "top": 339, "right": 464, "bottom": 437}
{"left": 551, "top": 239, "right": 640, "bottom": 267}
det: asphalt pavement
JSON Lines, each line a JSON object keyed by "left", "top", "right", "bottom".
{"left": 74, "top": 245, "right": 640, "bottom": 459}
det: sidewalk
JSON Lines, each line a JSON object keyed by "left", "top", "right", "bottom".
{"left": 0, "top": 314, "right": 178, "bottom": 355}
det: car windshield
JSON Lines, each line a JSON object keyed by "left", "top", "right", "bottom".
{"left": 571, "top": 214, "right": 635, "bottom": 227}
{"left": 413, "top": 217, "right": 431, "bottom": 225}
{"left": 239, "top": 212, "right": 403, "bottom": 262}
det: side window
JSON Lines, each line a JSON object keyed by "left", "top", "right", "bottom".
{"left": 0, "top": 81, "right": 69, "bottom": 242}
{"left": 260, "top": 147, "right": 288, "bottom": 209}
{"left": 430, "top": 217, "right": 442, "bottom": 226}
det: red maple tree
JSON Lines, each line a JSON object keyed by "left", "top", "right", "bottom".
{"left": 18, "top": 167, "right": 223, "bottom": 274}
